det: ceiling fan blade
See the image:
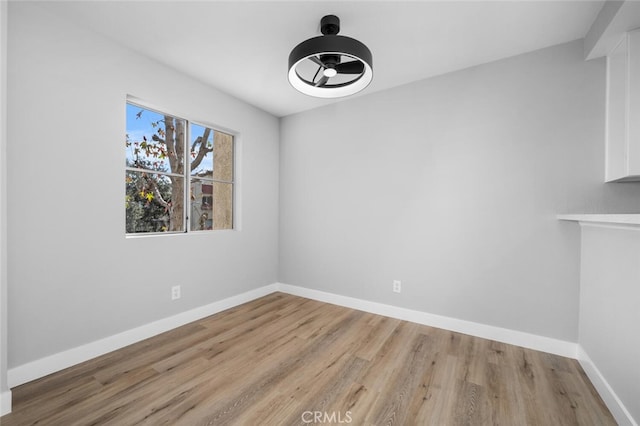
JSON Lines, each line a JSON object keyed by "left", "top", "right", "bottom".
{"left": 308, "top": 55, "right": 325, "bottom": 67}
{"left": 312, "top": 66, "right": 322, "bottom": 84}
{"left": 334, "top": 61, "right": 364, "bottom": 74}
{"left": 315, "top": 75, "right": 329, "bottom": 87}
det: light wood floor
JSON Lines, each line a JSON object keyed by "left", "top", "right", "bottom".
{"left": 1, "top": 293, "right": 615, "bottom": 425}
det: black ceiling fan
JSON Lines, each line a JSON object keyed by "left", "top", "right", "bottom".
{"left": 288, "top": 15, "right": 373, "bottom": 98}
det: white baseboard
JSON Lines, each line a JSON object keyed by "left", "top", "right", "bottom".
{"left": 10, "top": 281, "right": 624, "bottom": 424}
{"left": 0, "top": 389, "right": 11, "bottom": 416}
{"left": 577, "top": 345, "right": 637, "bottom": 426}
{"left": 8, "top": 283, "right": 279, "bottom": 388}
{"left": 8, "top": 281, "right": 577, "bottom": 390}
{"left": 276, "top": 283, "right": 577, "bottom": 358}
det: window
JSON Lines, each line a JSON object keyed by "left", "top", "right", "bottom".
{"left": 125, "top": 102, "right": 234, "bottom": 234}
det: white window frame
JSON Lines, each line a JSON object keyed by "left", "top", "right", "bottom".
{"left": 125, "top": 99, "right": 236, "bottom": 236}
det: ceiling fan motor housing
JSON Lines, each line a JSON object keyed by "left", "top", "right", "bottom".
{"left": 321, "top": 15, "right": 340, "bottom": 36}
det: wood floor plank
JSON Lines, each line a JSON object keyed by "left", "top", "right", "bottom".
{"left": 367, "top": 332, "right": 435, "bottom": 425}
{"left": 414, "top": 353, "right": 463, "bottom": 424}
{"left": 357, "top": 320, "right": 422, "bottom": 392}
{"left": 352, "top": 315, "right": 402, "bottom": 361}
{"left": 0, "top": 293, "right": 617, "bottom": 426}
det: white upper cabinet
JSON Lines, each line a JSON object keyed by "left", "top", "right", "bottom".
{"left": 606, "top": 29, "right": 640, "bottom": 182}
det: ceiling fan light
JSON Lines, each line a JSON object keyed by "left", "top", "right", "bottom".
{"left": 323, "top": 68, "right": 338, "bottom": 78}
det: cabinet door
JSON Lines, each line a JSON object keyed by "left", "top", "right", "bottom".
{"left": 605, "top": 34, "right": 628, "bottom": 182}
{"left": 628, "top": 30, "right": 640, "bottom": 176}
{"left": 605, "top": 29, "right": 640, "bottom": 182}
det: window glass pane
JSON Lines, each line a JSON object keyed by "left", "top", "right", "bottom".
{"left": 126, "top": 171, "right": 185, "bottom": 233}
{"left": 213, "top": 131, "right": 234, "bottom": 182}
{"left": 213, "top": 182, "right": 233, "bottom": 230}
{"left": 190, "top": 123, "right": 214, "bottom": 178}
{"left": 190, "top": 178, "right": 214, "bottom": 231}
{"left": 126, "top": 103, "right": 185, "bottom": 175}
{"left": 189, "top": 125, "right": 233, "bottom": 182}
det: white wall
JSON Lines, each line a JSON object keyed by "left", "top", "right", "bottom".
{"left": 6, "top": 3, "right": 279, "bottom": 369}
{"left": 0, "top": 0, "right": 11, "bottom": 416}
{"left": 279, "top": 40, "right": 640, "bottom": 342}
{"left": 578, "top": 223, "right": 640, "bottom": 425}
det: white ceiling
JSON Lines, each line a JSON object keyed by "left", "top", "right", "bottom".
{"left": 32, "top": 1, "right": 604, "bottom": 117}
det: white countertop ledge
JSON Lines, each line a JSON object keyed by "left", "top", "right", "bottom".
{"left": 557, "top": 214, "right": 640, "bottom": 225}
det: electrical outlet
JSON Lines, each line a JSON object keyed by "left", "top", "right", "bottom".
{"left": 171, "top": 285, "right": 181, "bottom": 300}
{"left": 393, "top": 280, "right": 401, "bottom": 293}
